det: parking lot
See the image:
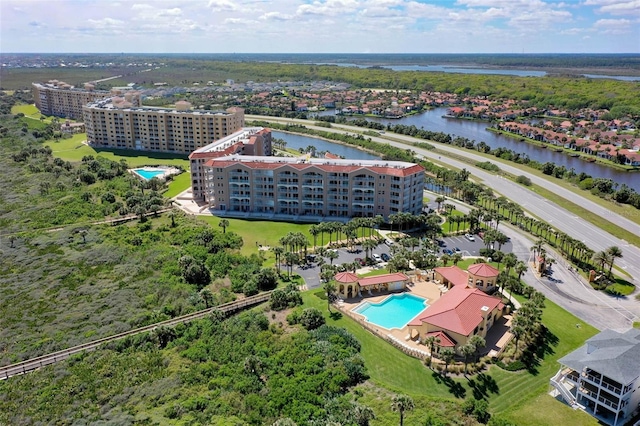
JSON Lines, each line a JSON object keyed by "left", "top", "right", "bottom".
{"left": 295, "top": 233, "right": 513, "bottom": 289}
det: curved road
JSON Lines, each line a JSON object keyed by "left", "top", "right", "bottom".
{"left": 249, "top": 115, "right": 639, "bottom": 287}
{"left": 435, "top": 191, "right": 638, "bottom": 330}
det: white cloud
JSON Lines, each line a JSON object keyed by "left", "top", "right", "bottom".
{"left": 593, "top": 17, "right": 634, "bottom": 33}
{"left": 208, "top": 0, "right": 237, "bottom": 11}
{"left": 259, "top": 12, "right": 294, "bottom": 21}
{"left": 87, "top": 17, "right": 125, "bottom": 28}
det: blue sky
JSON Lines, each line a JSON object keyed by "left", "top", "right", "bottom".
{"left": 1, "top": 0, "right": 638, "bottom": 53}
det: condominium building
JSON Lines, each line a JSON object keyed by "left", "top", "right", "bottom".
{"left": 189, "top": 127, "right": 272, "bottom": 200}
{"left": 32, "top": 81, "right": 115, "bottom": 120}
{"left": 201, "top": 155, "right": 425, "bottom": 220}
{"left": 550, "top": 328, "right": 640, "bottom": 426}
{"left": 83, "top": 99, "right": 244, "bottom": 154}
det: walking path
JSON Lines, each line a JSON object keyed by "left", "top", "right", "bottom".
{"left": 0, "top": 292, "right": 272, "bottom": 380}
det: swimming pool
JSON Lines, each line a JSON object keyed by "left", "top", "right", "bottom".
{"left": 133, "top": 168, "right": 165, "bottom": 180}
{"left": 353, "top": 293, "right": 428, "bottom": 330}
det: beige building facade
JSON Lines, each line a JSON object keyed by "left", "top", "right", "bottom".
{"left": 32, "top": 81, "right": 114, "bottom": 120}
{"left": 189, "top": 127, "right": 273, "bottom": 200}
{"left": 201, "top": 155, "right": 425, "bottom": 220}
{"left": 83, "top": 99, "right": 244, "bottom": 154}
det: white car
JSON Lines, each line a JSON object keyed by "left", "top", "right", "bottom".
{"left": 372, "top": 253, "right": 382, "bottom": 263}
{"left": 465, "top": 233, "right": 475, "bottom": 241}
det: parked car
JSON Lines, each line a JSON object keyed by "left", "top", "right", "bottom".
{"left": 384, "top": 239, "right": 394, "bottom": 246}
{"left": 443, "top": 249, "right": 454, "bottom": 255}
{"left": 464, "top": 233, "right": 475, "bottom": 241}
{"left": 355, "top": 257, "right": 366, "bottom": 266}
{"left": 437, "top": 239, "right": 446, "bottom": 247}
{"left": 381, "top": 253, "right": 390, "bottom": 262}
{"left": 372, "top": 253, "right": 382, "bottom": 263}
{"left": 454, "top": 247, "right": 461, "bottom": 253}
{"left": 306, "top": 254, "right": 317, "bottom": 262}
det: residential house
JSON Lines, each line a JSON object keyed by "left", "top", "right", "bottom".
{"left": 550, "top": 328, "right": 640, "bottom": 426}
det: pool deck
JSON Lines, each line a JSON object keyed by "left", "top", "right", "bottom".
{"left": 338, "top": 276, "right": 513, "bottom": 358}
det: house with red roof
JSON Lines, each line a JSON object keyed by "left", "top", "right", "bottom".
{"left": 407, "top": 285, "right": 504, "bottom": 349}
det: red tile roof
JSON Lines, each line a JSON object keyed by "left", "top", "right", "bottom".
{"left": 334, "top": 272, "right": 359, "bottom": 283}
{"left": 358, "top": 273, "right": 409, "bottom": 287}
{"left": 424, "top": 331, "right": 456, "bottom": 347}
{"left": 467, "top": 263, "right": 499, "bottom": 278}
{"left": 434, "top": 266, "right": 468, "bottom": 287}
{"left": 408, "top": 286, "right": 503, "bottom": 336}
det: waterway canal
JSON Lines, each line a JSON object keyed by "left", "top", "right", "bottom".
{"left": 314, "top": 108, "right": 639, "bottom": 192}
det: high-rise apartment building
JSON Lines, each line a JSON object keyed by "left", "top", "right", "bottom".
{"left": 201, "top": 155, "right": 424, "bottom": 220}
{"left": 83, "top": 99, "right": 244, "bottom": 154}
{"left": 32, "top": 81, "right": 115, "bottom": 120}
{"left": 189, "top": 127, "right": 272, "bottom": 200}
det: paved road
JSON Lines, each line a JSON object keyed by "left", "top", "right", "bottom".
{"left": 441, "top": 193, "right": 639, "bottom": 330}
{"left": 249, "top": 115, "right": 639, "bottom": 286}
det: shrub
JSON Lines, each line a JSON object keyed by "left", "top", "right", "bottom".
{"left": 515, "top": 175, "right": 531, "bottom": 186}
{"left": 299, "top": 308, "right": 325, "bottom": 330}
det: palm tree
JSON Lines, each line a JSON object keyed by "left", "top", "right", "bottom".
{"left": 435, "top": 195, "right": 446, "bottom": 212}
{"left": 503, "top": 253, "right": 517, "bottom": 276}
{"left": 362, "top": 238, "right": 378, "bottom": 259}
{"left": 218, "top": 219, "right": 230, "bottom": 234}
{"left": 440, "top": 347, "right": 455, "bottom": 376}
{"left": 468, "top": 335, "right": 486, "bottom": 362}
{"left": 440, "top": 253, "right": 452, "bottom": 267}
{"left": 459, "top": 343, "right": 476, "bottom": 375}
{"left": 326, "top": 250, "right": 339, "bottom": 265}
{"left": 511, "top": 324, "right": 526, "bottom": 352}
{"left": 323, "top": 281, "right": 336, "bottom": 312}
{"left": 309, "top": 224, "right": 320, "bottom": 250}
{"left": 515, "top": 261, "right": 527, "bottom": 281}
{"left": 391, "top": 394, "right": 414, "bottom": 426}
{"left": 168, "top": 210, "right": 178, "bottom": 227}
{"left": 423, "top": 335, "right": 440, "bottom": 367}
{"left": 271, "top": 246, "right": 284, "bottom": 274}
{"left": 351, "top": 402, "right": 376, "bottom": 426}
{"left": 606, "top": 246, "right": 623, "bottom": 276}
{"left": 592, "top": 251, "right": 610, "bottom": 273}
{"left": 452, "top": 252, "right": 463, "bottom": 266}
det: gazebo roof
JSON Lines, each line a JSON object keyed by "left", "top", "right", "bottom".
{"left": 334, "top": 271, "right": 359, "bottom": 283}
{"left": 467, "top": 263, "right": 499, "bottom": 278}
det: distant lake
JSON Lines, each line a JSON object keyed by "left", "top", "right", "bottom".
{"left": 315, "top": 62, "right": 640, "bottom": 81}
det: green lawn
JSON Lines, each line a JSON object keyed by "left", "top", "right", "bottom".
{"left": 300, "top": 289, "right": 598, "bottom": 425}
{"left": 198, "top": 216, "right": 313, "bottom": 257}
{"left": 11, "top": 104, "right": 62, "bottom": 123}
{"left": 164, "top": 172, "right": 192, "bottom": 198}
{"left": 441, "top": 210, "right": 467, "bottom": 234}
{"left": 44, "top": 134, "right": 190, "bottom": 168}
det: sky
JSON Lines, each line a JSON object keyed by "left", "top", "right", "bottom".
{"left": 1, "top": 0, "right": 639, "bottom": 54}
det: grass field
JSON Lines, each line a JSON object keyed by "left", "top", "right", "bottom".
{"left": 44, "top": 134, "right": 190, "bottom": 168}
{"left": 198, "top": 216, "right": 313, "bottom": 257}
{"left": 301, "top": 288, "right": 598, "bottom": 426}
{"left": 164, "top": 172, "right": 192, "bottom": 198}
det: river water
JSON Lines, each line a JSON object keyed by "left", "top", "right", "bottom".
{"left": 316, "top": 63, "right": 640, "bottom": 81}
{"left": 271, "top": 131, "right": 380, "bottom": 161}
{"left": 301, "top": 109, "right": 639, "bottom": 191}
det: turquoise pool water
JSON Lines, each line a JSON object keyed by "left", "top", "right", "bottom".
{"left": 353, "top": 293, "right": 428, "bottom": 329}
{"left": 134, "top": 169, "right": 165, "bottom": 180}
